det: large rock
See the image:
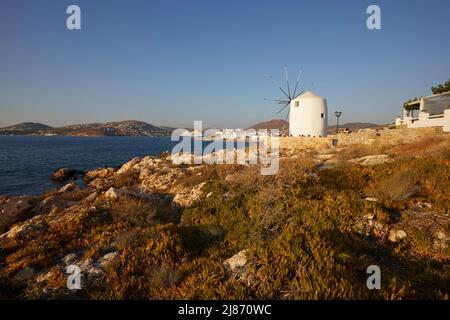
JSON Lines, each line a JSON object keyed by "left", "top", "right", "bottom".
{"left": 51, "top": 168, "right": 78, "bottom": 182}
{"left": 388, "top": 229, "right": 407, "bottom": 242}
{"left": 172, "top": 182, "right": 206, "bottom": 207}
{"left": 433, "top": 230, "right": 449, "bottom": 251}
{"left": 223, "top": 250, "right": 248, "bottom": 273}
{"left": 0, "top": 215, "right": 47, "bottom": 239}
{"left": 83, "top": 167, "right": 116, "bottom": 183}
{"left": 0, "top": 196, "right": 35, "bottom": 232}
{"left": 223, "top": 250, "right": 253, "bottom": 285}
{"left": 104, "top": 187, "right": 129, "bottom": 200}
{"left": 117, "top": 157, "right": 141, "bottom": 175}
{"left": 98, "top": 251, "right": 120, "bottom": 268}
{"left": 58, "top": 182, "right": 79, "bottom": 193}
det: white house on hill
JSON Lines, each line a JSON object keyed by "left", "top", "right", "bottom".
{"left": 396, "top": 91, "right": 450, "bottom": 132}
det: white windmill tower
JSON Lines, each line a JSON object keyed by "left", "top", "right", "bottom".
{"left": 266, "top": 65, "right": 328, "bottom": 137}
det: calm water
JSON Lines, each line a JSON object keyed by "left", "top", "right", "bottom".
{"left": 0, "top": 136, "right": 179, "bottom": 195}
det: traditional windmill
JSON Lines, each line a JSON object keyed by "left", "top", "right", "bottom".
{"left": 266, "top": 65, "right": 328, "bottom": 137}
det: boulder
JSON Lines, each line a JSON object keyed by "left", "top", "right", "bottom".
{"left": 172, "top": 182, "right": 206, "bottom": 207}
{"left": 433, "top": 230, "right": 449, "bottom": 251}
{"left": 98, "top": 251, "right": 120, "bottom": 268}
{"left": 117, "top": 157, "right": 141, "bottom": 175}
{"left": 388, "top": 229, "right": 407, "bottom": 242}
{"left": 0, "top": 196, "right": 35, "bottom": 232}
{"left": 84, "top": 191, "right": 98, "bottom": 203}
{"left": 223, "top": 250, "right": 253, "bottom": 285}
{"left": 51, "top": 168, "right": 78, "bottom": 182}
{"left": 61, "top": 253, "right": 78, "bottom": 265}
{"left": 223, "top": 250, "right": 248, "bottom": 273}
{"left": 0, "top": 215, "right": 46, "bottom": 239}
{"left": 104, "top": 187, "right": 129, "bottom": 200}
{"left": 58, "top": 182, "right": 79, "bottom": 193}
{"left": 83, "top": 167, "right": 116, "bottom": 183}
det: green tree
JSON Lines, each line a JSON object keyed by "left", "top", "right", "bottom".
{"left": 431, "top": 78, "right": 450, "bottom": 94}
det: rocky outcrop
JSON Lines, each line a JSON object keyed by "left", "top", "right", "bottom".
{"left": 51, "top": 168, "right": 79, "bottom": 182}
{"left": 83, "top": 167, "right": 116, "bottom": 183}
{"left": 172, "top": 182, "right": 206, "bottom": 207}
{"left": 58, "top": 183, "right": 79, "bottom": 193}
{"left": 0, "top": 214, "right": 47, "bottom": 240}
{"left": 0, "top": 196, "right": 36, "bottom": 232}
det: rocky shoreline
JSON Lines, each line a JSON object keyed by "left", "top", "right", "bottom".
{"left": 0, "top": 154, "right": 211, "bottom": 294}
{"left": 0, "top": 128, "right": 449, "bottom": 299}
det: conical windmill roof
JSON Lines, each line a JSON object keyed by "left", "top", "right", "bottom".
{"left": 293, "top": 91, "right": 323, "bottom": 100}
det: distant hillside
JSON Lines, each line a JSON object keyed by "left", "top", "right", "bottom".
{"left": 157, "top": 126, "right": 178, "bottom": 133}
{"left": 0, "top": 120, "right": 170, "bottom": 137}
{"left": 330, "top": 122, "right": 380, "bottom": 130}
{"left": 0, "top": 122, "right": 52, "bottom": 135}
{"left": 247, "top": 119, "right": 381, "bottom": 135}
{"left": 247, "top": 119, "right": 288, "bottom": 130}
{"left": 327, "top": 122, "right": 381, "bottom": 133}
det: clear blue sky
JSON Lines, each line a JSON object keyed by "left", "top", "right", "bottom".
{"left": 0, "top": 0, "right": 449, "bottom": 128}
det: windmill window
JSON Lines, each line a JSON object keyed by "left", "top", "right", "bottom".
{"left": 321, "top": 113, "right": 324, "bottom": 118}
{"left": 295, "top": 101, "right": 299, "bottom": 107}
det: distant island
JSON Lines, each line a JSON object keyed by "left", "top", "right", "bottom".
{"left": 0, "top": 121, "right": 174, "bottom": 137}
{"left": 0, "top": 119, "right": 382, "bottom": 137}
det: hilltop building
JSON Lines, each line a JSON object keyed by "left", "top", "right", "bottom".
{"left": 395, "top": 91, "right": 450, "bottom": 132}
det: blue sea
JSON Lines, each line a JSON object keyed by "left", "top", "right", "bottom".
{"left": 0, "top": 136, "right": 180, "bottom": 195}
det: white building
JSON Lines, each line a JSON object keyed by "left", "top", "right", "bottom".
{"left": 395, "top": 92, "right": 450, "bottom": 132}
{"left": 289, "top": 91, "right": 328, "bottom": 137}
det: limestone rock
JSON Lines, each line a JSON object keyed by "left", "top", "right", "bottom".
{"left": 84, "top": 191, "right": 98, "bottom": 203}
{"left": 223, "top": 250, "right": 248, "bottom": 273}
{"left": 0, "top": 196, "right": 35, "bottom": 232}
{"left": 223, "top": 250, "right": 253, "bottom": 285}
{"left": 83, "top": 167, "right": 116, "bottom": 183}
{"left": 61, "top": 253, "right": 79, "bottom": 266}
{"left": 0, "top": 215, "right": 46, "bottom": 239}
{"left": 117, "top": 157, "right": 141, "bottom": 175}
{"left": 51, "top": 168, "right": 78, "bottom": 182}
{"left": 388, "top": 229, "right": 407, "bottom": 242}
{"left": 104, "top": 187, "right": 128, "bottom": 200}
{"left": 172, "top": 182, "right": 206, "bottom": 207}
{"left": 58, "top": 182, "right": 78, "bottom": 193}
{"left": 98, "top": 251, "right": 120, "bottom": 268}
